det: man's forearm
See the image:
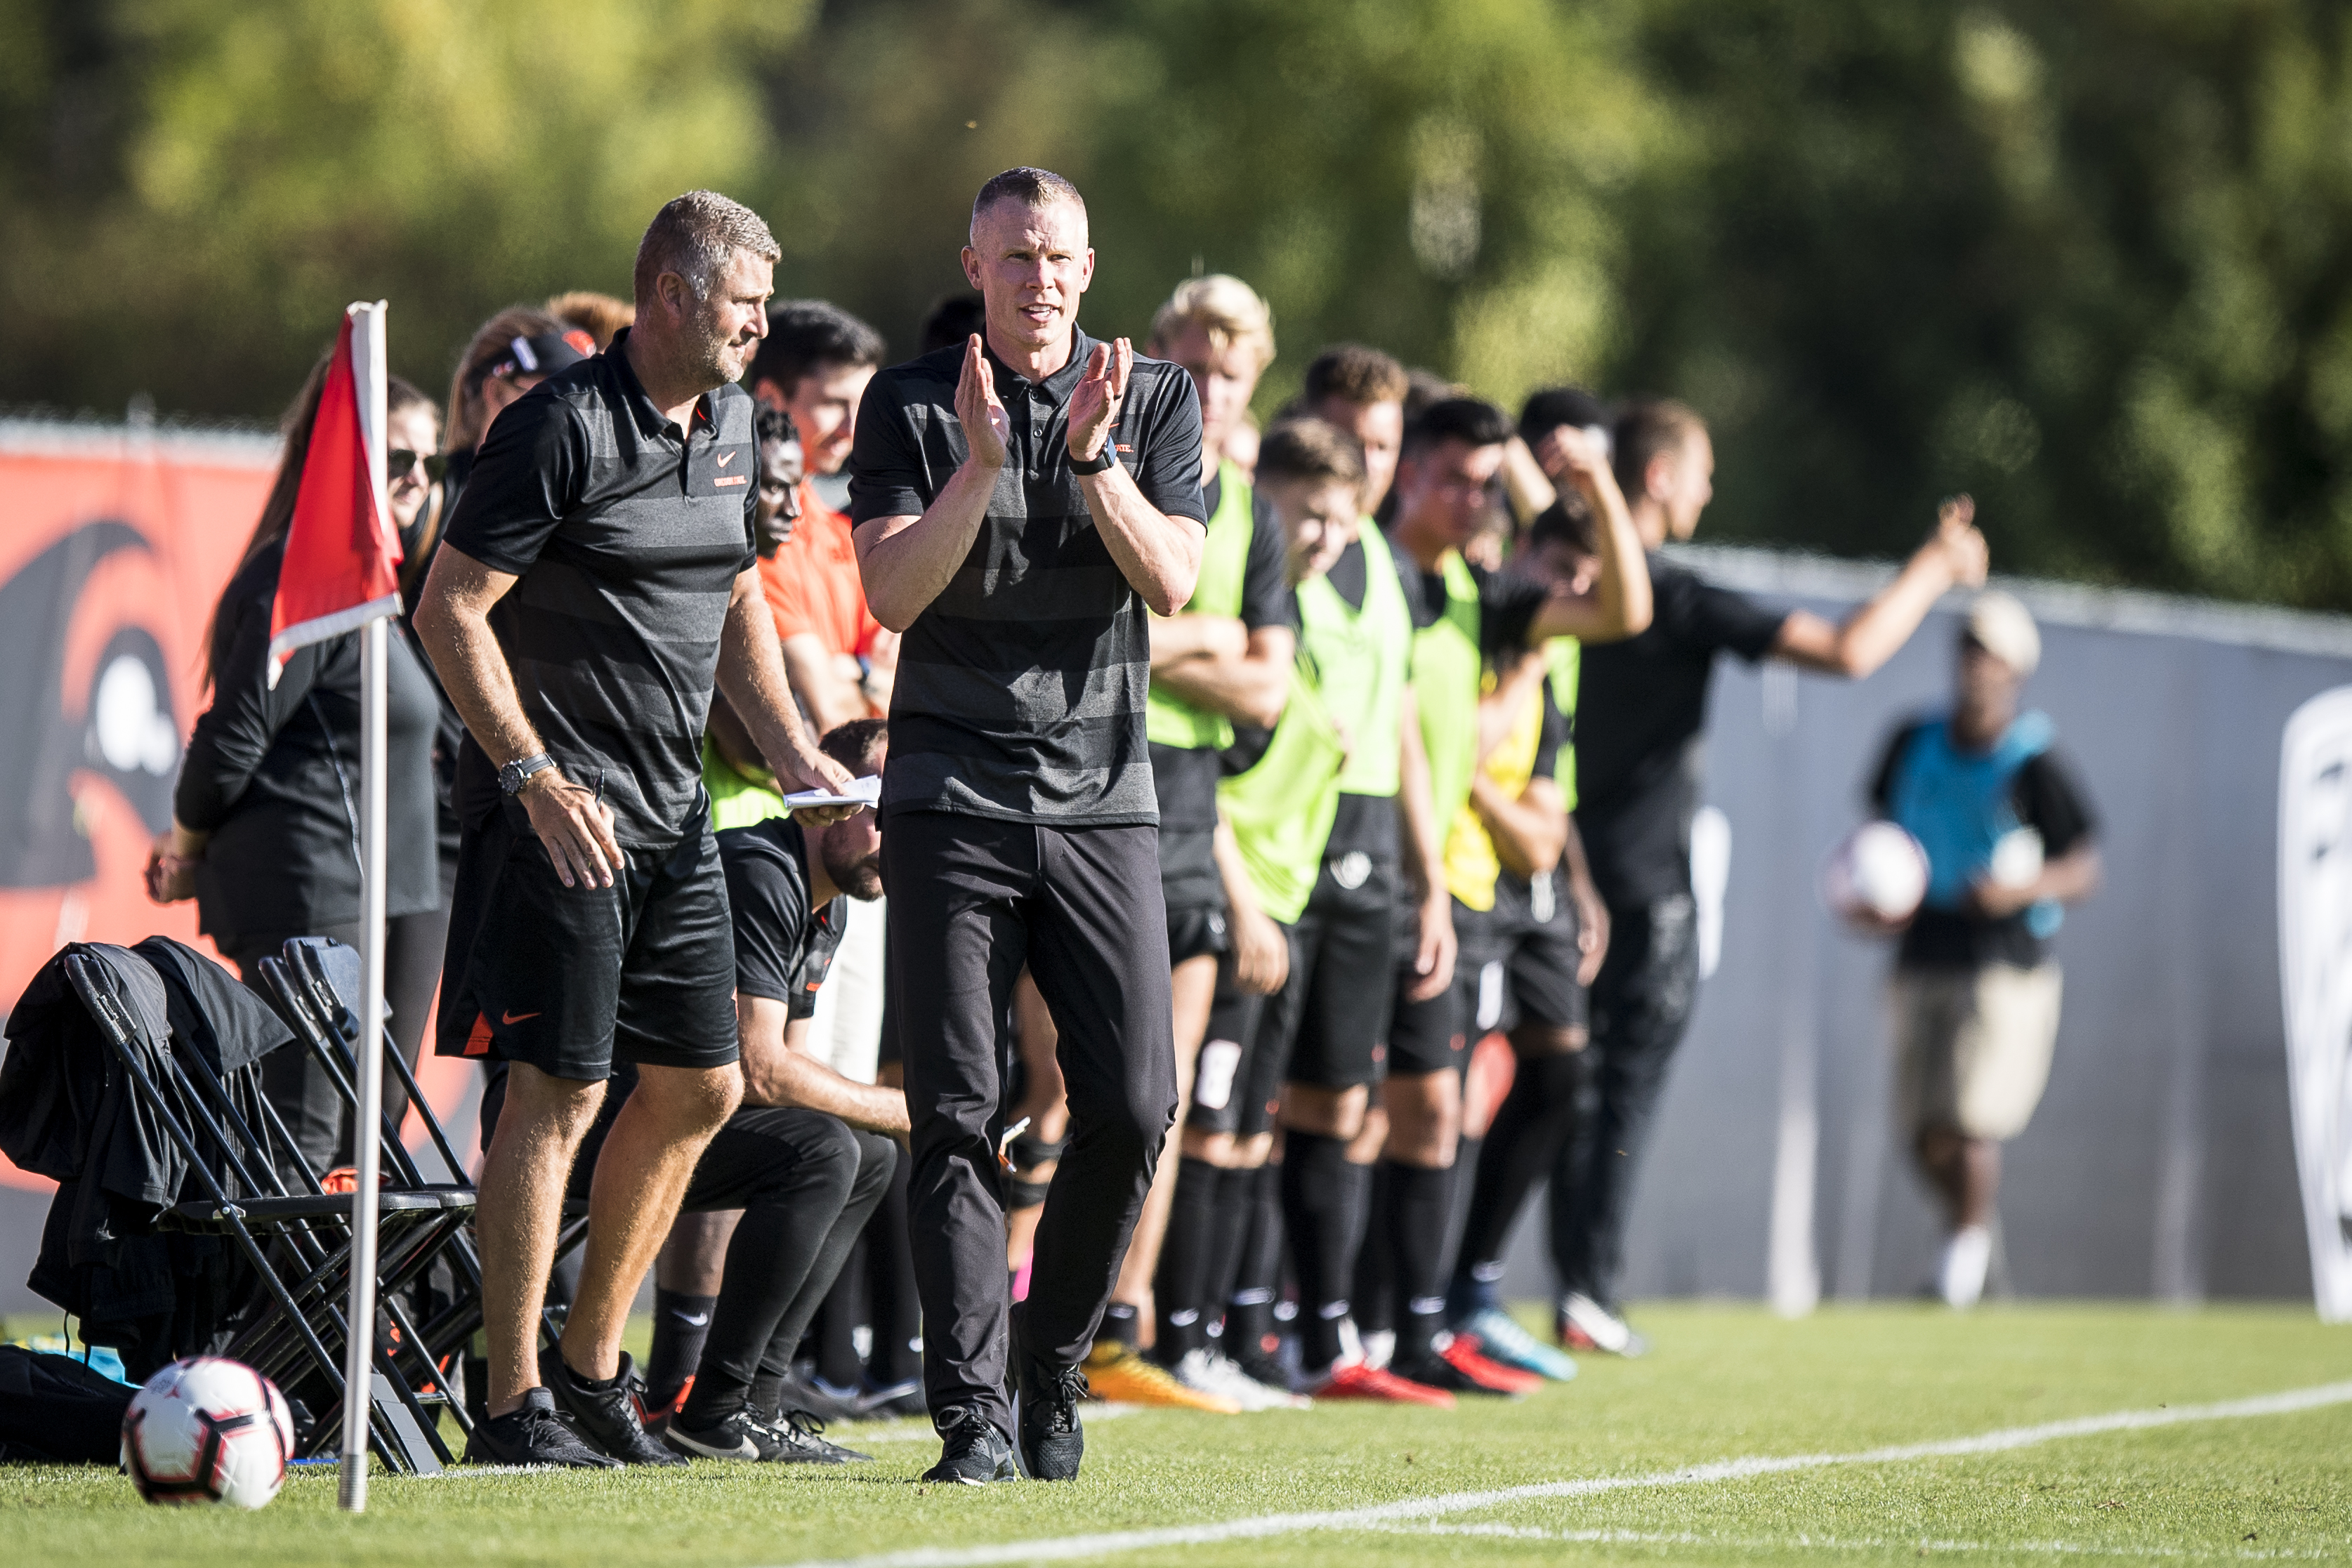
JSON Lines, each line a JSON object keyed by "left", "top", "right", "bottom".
{"left": 415, "top": 586, "right": 541, "bottom": 767}
{"left": 1079, "top": 463, "right": 1201, "bottom": 616}
{"left": 1152, "top": 627, "right": 1294, "bottom": 730}
{"left": 781, "top": 634, "right": 867, "bottom": 734}
{"left": 1396, "top": 694, "right": 1445, "bottom": 903}
{"left": 747, "top": 1048, "right": 910, "bottom": 1133}
{"left": 715, "top": 581, "right": 826, "bottom": 791}
{"left": 1473, "top": 775, "right": 1566, "bottom": 878}
{"left": 856, "top": 459, "right": 999, "bottom": 631}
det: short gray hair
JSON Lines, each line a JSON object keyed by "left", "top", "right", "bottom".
{"left": 634, "top": 190, "right": 780, "bottom": 305}
{"left": 969, "top": 167, "right": 1086, "bottom": 243}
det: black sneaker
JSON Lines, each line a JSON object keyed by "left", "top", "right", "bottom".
{"left": 767, "top": 1406, "right": 872, "bottom": 1463}
{"left": 772, "top": 1367, "right": 862, "bottom": 1424}
{"left": 540, "top": 1345, "right": 686, "bottom": 1465}
{"left": 1013, "top": 1357, "right": 1087, "bottom": 1482}
{"left": 1233, "top": 1350, "right": 1305, "bottom": 1397}
{"left": 921, "top": 1405, "right": 1018, "bottom": 1485}
{"left": 462, "top": 1386, "right": 621, "bottom": 1468}
{"left": 1391, "top": 1354, "right": 1516, "bottom": 1398}
{"left": 856, "top": 1377, "right": 930, "bottom": 1420}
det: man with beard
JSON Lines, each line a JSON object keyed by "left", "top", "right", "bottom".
{"left": 417, "top": 190, "right": 854, "bottom": 1467}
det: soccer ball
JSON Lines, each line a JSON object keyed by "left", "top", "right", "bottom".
{"left": 121, "top": 1357, "right": 294, "bottom": 1508}
{"left": 1821, "top": 821, "right": 1931, "bottom": 926}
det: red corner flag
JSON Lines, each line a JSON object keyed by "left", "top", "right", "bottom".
{"left": 268, "top": 301, "right": 402, "bottom": 686}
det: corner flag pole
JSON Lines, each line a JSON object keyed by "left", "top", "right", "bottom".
{"left": 340, "top": 301, "right": 393, "bottom": 1513}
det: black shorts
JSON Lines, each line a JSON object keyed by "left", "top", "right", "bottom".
{"left": 1159, "top": 825, "right": 1228, "bottom": 965}
{"left": 436, "top": 796, "right": 740, "bottom": 1082}
{"left": 1185, "top": 936, "right": 1290, "bottom": 1139}
{"left": 1387, "top": 895, "right": 1488, "bottom": 1077}
{"left": 1266, "top": 850, "right": 1398, "bottom": 1091}
{"left": 1493, "top": 870, "right": 1589, "bottom": 1034}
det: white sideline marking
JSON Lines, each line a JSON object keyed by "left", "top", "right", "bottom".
{"left": 766, "top": 1378, "right": 2352, "bottom": 1568}
{"left": 1373, "top": 1523, "right": 2348, "bottom": 1560}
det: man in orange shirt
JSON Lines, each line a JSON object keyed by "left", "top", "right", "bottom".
{"left": 750, "top": 301, "right": 897, "bottom": 729}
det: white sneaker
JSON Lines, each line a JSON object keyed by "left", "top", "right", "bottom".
{"left": 1173, "top": 1348, "right": 1310, "bottom": 1411}
{"left": 1938, "top": 1225, "right": 1992, "bottom": 1310}
{"left": 1558, "top": 1292, "right": 1650, "bottom": 1357}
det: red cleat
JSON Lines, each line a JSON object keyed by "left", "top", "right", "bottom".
{"left": 1439, "top": 1336, "right": 1543, "bottom": 1395}
{"left": 1313, "top": 1360, "right": 1457, "bottom": 1408}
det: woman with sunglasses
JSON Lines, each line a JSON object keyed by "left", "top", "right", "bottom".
{"left": 147, "top": 359, "right": 446, "bottom": 1182}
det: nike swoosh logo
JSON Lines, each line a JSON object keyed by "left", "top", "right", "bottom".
{"left": 716, "top": 449, "right": 736, "bottom": 466}
{"left": 678, "top": 1312, "right": 709, "bottom": 1326}
{"left": 501, "top": 1010, "right": 541, "bottom": 1025}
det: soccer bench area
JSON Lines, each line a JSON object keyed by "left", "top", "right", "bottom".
{"left": 8, "top": 1302, "right": 2350, "bottom": 1567}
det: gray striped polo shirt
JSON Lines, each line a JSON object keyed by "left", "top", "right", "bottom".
{"left": 848, "top": 329, "right": 1206, "bottom": 824}
{"left": 442, "top": 330, "right": 758, "bottom": 849}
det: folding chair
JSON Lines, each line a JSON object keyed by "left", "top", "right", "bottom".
{"left": 261, "top": 939, "right": 589, "bottom": 1427}
{"left": 256, "top": 942, "right": 493, "bottom": 1442}
{"left": 64, "top": 950, "right": 455, "bottom": 1473}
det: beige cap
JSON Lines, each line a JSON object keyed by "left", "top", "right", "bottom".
{"left": 1966, "top": 591, "right": 2040, "bottom": 676}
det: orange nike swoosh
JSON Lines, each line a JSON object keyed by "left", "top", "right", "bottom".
{"left": 501, "top": 1009, "right": 541, "bottom": 1025}
{"left": 716, "top": 450, "right": 736, "bottom": 466}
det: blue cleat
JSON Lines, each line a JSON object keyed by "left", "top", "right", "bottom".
{"left": 1458, "top": 1307, "right": 1579, "bottom": 1382}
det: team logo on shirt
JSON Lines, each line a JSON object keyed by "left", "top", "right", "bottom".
{"left": 1332, "top": 850, "right": 1372, "bottom": 890}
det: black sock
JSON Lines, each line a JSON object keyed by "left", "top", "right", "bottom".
{"left": 1197, "top": 1164, "right": 1256, "bottom": 1352}
{"left": 813, "top": 1245, "right": 868, "bottom": 1389}
{"left": 1454, "top": 1052, "right": 1587, "bottom": 1310}
{"left": 647, "top": 1288, "right": 717, "bottom": 1411}
{"left": 1227, "top": 1163, "right": 1286, "bottom": 1359}
{"left": 1280, "top": 1131, "right": 1371, "bottom": 1373}
{"left": 1353, "top": 1161, "right": 1397, "bottom": 1340}
{"left": 1387, "top": 1160, "right": 1457, "bottom": 1367}
{"left": 1152, "top": 1157, "right": 1221, "bottom": 1361}
{"left": 866, "top": 1155, "right": 924, "bottom": 1386}
{"left": 1099, "top": 1300, "right": 1142, "bottom": 1350}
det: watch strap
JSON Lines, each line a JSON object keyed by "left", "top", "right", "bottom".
{"left": 500, "top": 753, "right": 556, "bottom": 795}
{"left": 1069, "top": 443, "right": 1119, "bottom": 476}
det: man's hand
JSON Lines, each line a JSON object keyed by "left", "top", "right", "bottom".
{"left": 520, "top": 769, "right": 623, "bottom": 890}
{"left": 1234, "top": 904, "right": 1291, "bottom": 996}
{"left": 1544, "top": 426, "right": 1614, "bottom": 496}
{"left": 1068, "top": 337, "right": 1131, "bottom": 462}
{"left": 958, "top": 335, "right": 1010, "bottom": 470}
{"left": 1929, "top": 495, "right": 1989, "bottom": 587}
{"left": 784, "top": 753, "right": 862, "bottom": 826}
{"left": 1569, "top": 872, "right": 1610, "bottom": 988}
{"left": 1963, "top": 874, "right": 2037, "bottom": 921}
{"left": 144, "top": 830, "right": 199, "bottom": 904}
{"left": 1406, "top": 890, "right": 1458, "bottom": 1003}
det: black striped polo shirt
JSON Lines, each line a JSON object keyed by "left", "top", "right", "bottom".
{"left": 848, "top": 328, "right": 1207, "bottom": 824}
{"left": 442, "top": 329, "right": 758, "bottom": 849}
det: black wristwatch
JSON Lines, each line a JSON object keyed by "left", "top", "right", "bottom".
{"left": 499, "top": 753, "right": 556, "bottom": 796}
{"left": 1069, "top": 442, "right": 1119, "bottom": 476}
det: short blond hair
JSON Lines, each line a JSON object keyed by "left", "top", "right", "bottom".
{"left": 1149, "top": 274, "right": 1276, "bottom": 374}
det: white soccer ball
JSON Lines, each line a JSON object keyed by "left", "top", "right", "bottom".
{"left": 121, "top": 1356, "right": 294, "bottom": 1508}
{"left": 1821, "top": 821, "right": 1931, "bottom": 925}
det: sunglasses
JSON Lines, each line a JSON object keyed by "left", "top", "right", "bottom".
{"left": 388, "top": 449, "right": 448, "bottom": 484}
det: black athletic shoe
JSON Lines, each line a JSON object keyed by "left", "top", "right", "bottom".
{"left": 1233, "top": 1350, "right": 1307, "bottom": 1397}
{"left": 921, "top": 1405, "right": 1019, "bottom": 1485}
{"left": 462, "top": 1386, "right": 621, "bottom": 1468}
{"left": 856, "top": 1377, "right": 930, "bottom": 1420}
{"left": 1391, "top": 1354, "right": 1519, "bottom": 1398}
{"left": 768, "top": 1406, "right": 872, "bottom": 1463}
{"left": 773, "top": 1366, "right": 862, "bottom": 1424}
{"left": 1013, "top": 1357, "right": 1087, "bottom": 1481}
{"left": 539, "top": 1345, "right": 686, "bottom": 1465}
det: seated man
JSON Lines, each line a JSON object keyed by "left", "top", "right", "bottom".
{"left": 547, "top": 720, "right": 907, "bottom": 1463}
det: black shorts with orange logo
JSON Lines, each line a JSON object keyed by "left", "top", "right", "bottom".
{"left": 435, "top": 796, "right": 740, "bottom": 1081}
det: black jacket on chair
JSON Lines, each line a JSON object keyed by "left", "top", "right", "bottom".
{"left": 0, "top": 940, "right": 291, "bottom": 1379}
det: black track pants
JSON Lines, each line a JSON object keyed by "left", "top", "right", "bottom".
{"left": 883, "top": 811, "right": 1177, "bottom": 1435}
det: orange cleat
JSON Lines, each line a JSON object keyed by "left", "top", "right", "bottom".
{"left": 1438, "top": 1336, "right": 1543, "bottom": 1395}
{"left": 1081, "top": 1341, "right": 1242, "bottom": 1413}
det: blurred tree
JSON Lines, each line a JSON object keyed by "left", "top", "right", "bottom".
{"left": 3, "top": 0, "right": 2347, "bottom": 608}
{"left": 0, "top": 0, "right": 808, "bottom": 419}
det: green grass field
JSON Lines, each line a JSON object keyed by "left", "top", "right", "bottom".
{"left": 8, "top": 1303, "right": 2351, "bottom": 1567}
